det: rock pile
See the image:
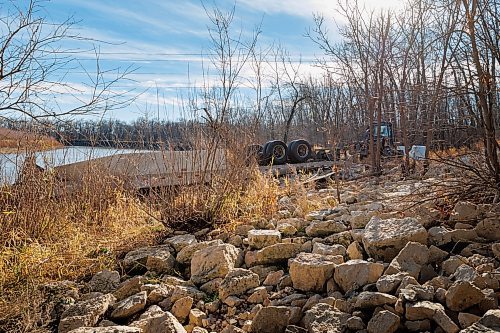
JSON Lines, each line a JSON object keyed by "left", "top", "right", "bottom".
{"left": 46, "top": 179, "right": 499, "bottom": 333}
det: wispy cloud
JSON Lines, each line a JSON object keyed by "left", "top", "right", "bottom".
{"left": 237, "top": 0, "right": 404, "bottom": 19}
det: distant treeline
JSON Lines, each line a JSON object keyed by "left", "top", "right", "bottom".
{"left": 0, "top": 118, "right": 200, "bottom": 150}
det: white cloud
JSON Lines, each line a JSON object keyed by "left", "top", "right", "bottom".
{"left": 237, "top": 0, "right": 404, "bottom": 19}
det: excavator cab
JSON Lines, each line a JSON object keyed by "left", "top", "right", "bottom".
{"left": 357, "top": 122, "right": 397, "bottom": 159}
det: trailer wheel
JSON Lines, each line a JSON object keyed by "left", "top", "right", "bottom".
{"left": 264, "top": 140, "right": 288, "bottom": 165}
{"left": 288, "top": 139, "right": 312, "bottom": 163}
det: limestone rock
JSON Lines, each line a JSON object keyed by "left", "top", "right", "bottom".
{"left": 348, "top": 210, "right": 374, "bottom": 229}
{"left": 385, "top": 242, "right": 429, "bottom": 279}
{"left": 405, "top": 319, "right": 431, "bottom": 332}
{"left": 334, "top": 259, "right": 384, "bottom": 293}
{"left": 492, "top": 243, "right": 500, "bottom": 259}
{"left": 312, "top": 243, "right": 346, "bottom": 257}
{"left": 130, "top": 307, "right": 186, "bottom": 333}
{"left": 250, "top": 306, "right": 290, "bottom": 333}
{"left": 289, "top": 253, "right": 336, "bottom": 292}
{"left": 458, "top": 312, "right": 481, "bottom": 329}
{"left": 476, "top": 309, "right": 500, "bottom": 330}
{"left": 171, "top": 296, "right": 193, "bottom": 322}
{"left": 251, "top": 243, "right": 302, "bottom": 266}
{"left": 406, "top": 301, "right": 443, "bottom": 321}
{"left": 367, "top": 310, "right": 400, "bottom": 333}
{"left": 475, "top": 217, "right": 500, "bottom": 241}
{"left": 305, "top": 220, "right": 348, "bottom": 237}
{"left": 277, "top": 223, "right": 297, "bottom": 236}
{"left": 406, "top": 301, "right": 459, "bottom": 333}
{"left": 445, "top": 281, "right": 484, "bottom": 311}
{"left": 353, "top": 291, "right": 398, "bottom": 309}
{"left": 165, "top": 234, "right": 197, "bottom": 252}
{"left": 170, "top": 285, "right": 206, "bottom": 303}
{"left": 190, "top": 244, "right": 241, "bottom": 285}
{"left": 362, "top": 217, "right": 428, "bottom": 261}
{"left": 218, "top": 268, "right": 259, "bottom": 299}
{"left": 376, "top": 272, "right": 408, "bottom": 294}
{"left": 428, "top": 226, "right": 453, "bottom": 246}
{"left": 176, "top": 240, "right": 223, "bottom": 265}
{"left": 248, "top": 230, "right": 281, "bottom": 249}
{"left": 113, "top": 277, "right": 145, "bottom": 301}
{"left": 346, "top": 316, "right": 365, "bottom": 330}
{"left": 89, "top": 270, "right": 120, "bottom": 294}
{"left": 263, "top": 270, "right": 284, "bottom": 286}
{"left": 122, "top": 245, "right": 175, "bottom": 274}
{"left": 324, "top": 231, "right": 353, "bottom": 248}
{"left": 399, "top": 284, "right": 434, "bottom": 302}
{"left": 346, "top": 241, "right": 364, "bottom": 260}
{"left": 58, "top": 294, "right": 115, "bottom": 333}
{"left": 142, "top": 283, "right": 173, "bottom": 305}
{"left": 188, "top": 308, "right": 206, "bottom": 327}
{"left": 450, "top": 201, "right": 479, "bottom": 221}
{"left": 67, "top": 327, "right": 140, "bottom": 333}
{"left": 302, "top": 303, "right": 349, "bottom": 333}
{"left": 110, "top": 291, "right": 147, "bottom": 320}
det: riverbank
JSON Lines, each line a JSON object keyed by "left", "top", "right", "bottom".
{"left": 0, "top": 128, "right": 62, "bottom": 153}
{"left": 1, "top": 154, "right": 498, "bottom": 332}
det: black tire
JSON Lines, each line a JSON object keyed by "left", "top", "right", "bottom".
{"left": 264, "top": 140, "right": 288, "bottom": 165}
{"left": 288, "top": 139, "right": 312, "bottom": 163}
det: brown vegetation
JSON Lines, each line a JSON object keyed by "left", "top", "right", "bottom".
{"left": 0, "top": 128, "right": 62, "bottom": 152}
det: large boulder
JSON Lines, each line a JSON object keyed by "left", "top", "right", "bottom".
{"left": 353, "top": 292, "right": 398, "bottom": 309}
{"left": 288, "top": 253, "right": 337, "bottom": 292}
{"left": 250, "top": 243, "right": 302, "bottom": 266}
{"left": 367, "top": 310, "right": 400, "bottom": 333}
{"left": 248, "top": 230, "right": 281, "bottom": 249}
{"left": 302, "top": 303, "right": 350, "bottom": 333}
{"left": 88, "top": 270, "right": 120, "bottom": 294}
{"left": 131, "top": 306, "right": 187, "bottom": 333}
{"left": 110, "top": 291, "right": 147, "bottom": 320}
{"left": 362, "top": 217, "right": 428, "bottom": 261}
{"left": 165, "top": 234, "right": 197, "bottom": 253}
{"left": 445, "top": 281, "right": 484, "bottom": 311}
{"left": 113, "top": 277, "right": 145, "bottom": 301}
{"left": 305, "top": 220, "right": 348, "bottom": 237}
{"left": 171, "top": 296, "right": 193, "bottom": 322}
{"left": 312, "top": 243, "right": 346, "bottom": 257}
{"left": 405, "top": 301, "right": 459, "bottom": 333}
{"left": 58, "top": 294, "right": 115, "bottom": 333}
{"left": 460, "top": 309, "right": 500, "bottom": 332}
{"left": 190, "top": 243, "right": 241, "bottom": 285}
{"left": 250, "top": 306, "right": 291, "bottom": 333}
{"left": 334, "top": 259, "right": 384, "bottom": 293}
{"left": 450, "top": 201, "right": 479, "bottom": 221}
{"left": 176, "top": 240, "right": 223, "bottom": 265}
{"left": 218, "top": 268, "right": 260, "bottom": 299}
{"left": 475, "top": 217, "right": 500, "bottom": 241}
{"left": 385, "top": 242, "right": 429, "bottom": 279}
{"left": 122, "top": 245, "right": 175, "bottom": 274}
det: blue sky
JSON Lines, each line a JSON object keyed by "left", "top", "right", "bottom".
{"left": 6, "top": 0, "right": 403, "bottom": 121}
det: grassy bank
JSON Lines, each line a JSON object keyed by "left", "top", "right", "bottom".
{"left": 0, "top": 149, "right": 299, "bottom": 331}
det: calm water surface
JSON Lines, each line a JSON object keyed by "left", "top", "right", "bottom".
{"left": 0, "top": 146, "right": 149, "bottom": 184}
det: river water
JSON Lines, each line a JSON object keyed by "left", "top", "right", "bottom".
{"left": 0, "top": 146, "right": 150, "bottom": 184}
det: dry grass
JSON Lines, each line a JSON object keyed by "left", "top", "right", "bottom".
{"left": 0, "top": 132, "right": 290, "bottom": 331}
{"left": 0, "top": 165, "right": 165, "bottom": 332}
{"left": 0, "top": 128, "right": 62, "bottom": 153}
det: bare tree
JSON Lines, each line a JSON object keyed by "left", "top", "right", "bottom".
{"left": 269, "top": 44, "right": 308, "bottom": 143}
{"left": 0, "top": 0, "right": 134, "bottom": 122}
